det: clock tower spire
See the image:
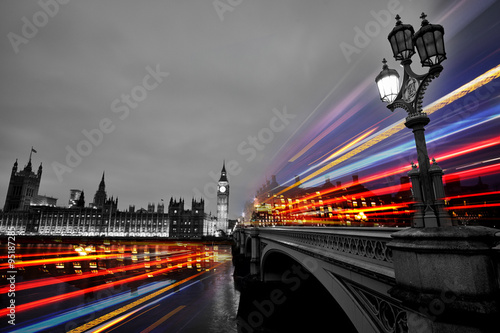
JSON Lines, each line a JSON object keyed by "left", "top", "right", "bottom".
{"left": 216, "top": 161, "right": 229, "bottom": 235}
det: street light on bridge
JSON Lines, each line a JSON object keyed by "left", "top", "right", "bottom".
{"left": 375, "top": 13, "right": 451, "bottom": 228}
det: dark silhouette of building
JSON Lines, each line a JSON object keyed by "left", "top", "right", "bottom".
{"left": 3, "top": 150, "right": 42, "bottom": 212}
{"left": 0, "top": 198, "right": 203, "bottom": 237}
{"left": 93, "top": 172, "right": 107, "bottom": 208}
{"left": 169, "top": 198, "right": 204, "bottom": 239}
{"left": 76, "top": 191, "right": 85, "bottom": 208}
{"left": 0, "top": 160, "right": 215, "bottom": 237}
{"left": 89, "top": 171, "right": 118, "bottom": 213}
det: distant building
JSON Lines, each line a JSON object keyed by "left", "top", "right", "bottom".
{"left": 26, "top": 206, "right": 169, "bottom": 237}
{"left": 252, "top": 174, "right": 411, "bottom": 227}
{"left": 216, "top": 161, "right": 230, "bottom": 234}
{"left": 0, "top": 199, "right": 202, "bottom": 238}
{"left": 168, "top": 198, "right": 204, "bottom": 239}
{"left": 203, "top": 212, "right": 218, "bottom": 236}
{"left": 93, "top": 172, "right": 107, "bottom": 208}
{"left": 31, "top": 195, "right": 58, "bottom": 208}
{"left": 76, "top": 191, "right": 86, "bottom": 208}
{"left": 69, "top": 189, "right": 82, "bottom": 207}
{"left": 89, "top": 171, "right": 118, "bottom": 213}
{"left": 3, "top": 151, "right": 43, "bottom": 212}
{"left": 0, "top": 157, "right": 219, "bottom": 237}
{"left": 148, "top": 203, "right": 155, "bottom": 213}
{"left": 157, "top": 202, "right": 164, "bottom": 213}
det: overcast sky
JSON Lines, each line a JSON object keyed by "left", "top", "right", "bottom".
{"left": 1, "top": 0, "right": 497, "bottom": 218}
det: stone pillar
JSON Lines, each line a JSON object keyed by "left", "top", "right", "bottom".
{"left": 388, "top": 226, "right": 500, "bottom": 332}
{"left": 429, "top": 159, "right": 453, "bottom": 227}
{"left": 249, "top": 228, "right": 260, "bottom": 276}
{"left": 233, "top": 230, "right": 240, "bottom": 250}
{"left": 408, "top": 163, "right": 424, "bottom": 228}
{"left": 240, "top": 230, "right": 246, "bottom": 255}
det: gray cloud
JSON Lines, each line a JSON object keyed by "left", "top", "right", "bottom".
{"left": 0, "top": 0, "right": 454, "bottom": 217}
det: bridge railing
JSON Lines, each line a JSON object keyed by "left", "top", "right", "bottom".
{"left": 250, "top": 226, "right": 402, "bottom": 279}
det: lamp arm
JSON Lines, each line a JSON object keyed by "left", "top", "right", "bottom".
{"left": 413, "top": 65, "right": 443, "bottom": 113}
{"left": 400, "top": 59, "right": 428, "bottom": 81}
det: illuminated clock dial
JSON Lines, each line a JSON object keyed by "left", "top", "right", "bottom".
{"left": 219, "top": 186, "right": 226, "bottom": 193}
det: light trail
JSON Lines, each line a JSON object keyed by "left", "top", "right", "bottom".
{"left": 0, "top": 251, "right": 196, "bottom": 294}
{"left": 290, "top": 102, "right": 367, "bottom": 163}
{"left": 319, "top": 128, "right": 377, "bottom": 165}
{"left": 445, "top": 190, "right": 500, "bottom": 201}
{"left": 365, "top": 209, "right": 414, "bottom": 218}
{"left": 0, "top": 254, "right": 123, "bottom": 269}
{"left": 435, "top": 136, "right": 500, "bottom": 162}
{"left": 274, "top": 64, "right": 500, "bottom": 197}
{"left": 262, "top": 161, "right": 499, "bottom": 226}
{"left": 277, "top": 182, "right": 412, "bottom": 216}
{"left": 276, "top": 161, "right": 500, "bottom": 220}
{"left": 138, "top": 305, "right": 186, "bottom": 333}
{"left": 455, "top": 157, "right": 500, "bottom": 170}
{"left": 6, "top": 281, "right": 174, "bottom": 333}
{"left": 265, "top": 131, "right": 500, "bottom": 210}
{"left": 445, "top": 163, "right": 500, "bottom": 182}
{"left": 0, "top": 255, "right": 215, "bottom": 317}
{"left": 445, "top": 203, "right": 500, "bottom": 210}
{"left": 105, "top": 304, "right": 161, "bottom": 333}
{"left": 92, "top": 311, "right": 139, "bottom": 333}
{"left": 295, "top": 110, "right": 500, "bottom": 190}
{"left": 69, "top": 262, "right": 226, "bottom": 333}
{"left": 334, "top": 203, "right": 410, "bottom": 214}
{"left": 0, "top": 251, "right": 78, "bottom": 259}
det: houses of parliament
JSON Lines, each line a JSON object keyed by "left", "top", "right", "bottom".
{"left": 1, "top": 151, "right": 234, "bottom": 238}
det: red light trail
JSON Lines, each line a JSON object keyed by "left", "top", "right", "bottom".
{"left": 0, "top": 251, "right": 196, "bottom": 294}
{"left": 0, "top": 254, "right": 123, "bottom": 269}
{"left": 0, "top": 254, "right": 215, "bottom": 317}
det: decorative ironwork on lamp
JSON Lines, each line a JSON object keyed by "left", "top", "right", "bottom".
{"left": 375, "top": 13, "right": 451, "bottom": 228}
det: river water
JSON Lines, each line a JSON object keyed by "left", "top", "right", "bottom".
{"left": 1, "top": 238, "right": 356, "bottom": 332}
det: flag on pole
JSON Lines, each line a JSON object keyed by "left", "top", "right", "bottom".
{"left": 31, "top": 147, "right": 37, "bottom": 153}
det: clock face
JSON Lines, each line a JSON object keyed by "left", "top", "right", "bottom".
{"left": 219, "top": 186, "right": 226, "bottom": 193}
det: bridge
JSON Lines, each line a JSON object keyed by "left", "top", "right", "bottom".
{"left": 233, "top": 226, "right": 500, "bottom": 333}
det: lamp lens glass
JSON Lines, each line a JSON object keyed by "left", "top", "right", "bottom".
{"left": 377, "top": 74, "right": 399, "bottom": 103}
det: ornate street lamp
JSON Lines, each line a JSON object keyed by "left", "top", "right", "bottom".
{"left": 375, "top": 13, "right": 451, "bottom": 228}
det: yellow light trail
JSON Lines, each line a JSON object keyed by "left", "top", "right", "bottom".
{"left": 289, "top": 103, "right": 363, "bottom": 163}
{"left": 68, "top": 262, "right": 225, "bottom": 333}
{"left": 308, "top": 126, "right": 382, "bottom": 166}
{"left": 323, "top": 128, "right": 376, "bottom": 162}
{"left": 92, "top": 311, "right": 138, "bottom": 333}
{"left": 140, "top": 305, "right": 186, "bottom": 333}
{"left": 276, "top": 64, "right": 500, "bottom": 197}
{"left": 106, "top": 304, "right": 161, "bottom": 333}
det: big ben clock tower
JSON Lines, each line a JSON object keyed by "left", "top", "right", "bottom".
{"left": 216, "top": 161, "right": 229, "bottom": 233}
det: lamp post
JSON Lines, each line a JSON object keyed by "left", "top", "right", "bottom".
{"left": 376, "top": 16, "right": 500, "bottom": 333}
{"left": 375, "top": 13, "right": 451, "bottom": 228}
